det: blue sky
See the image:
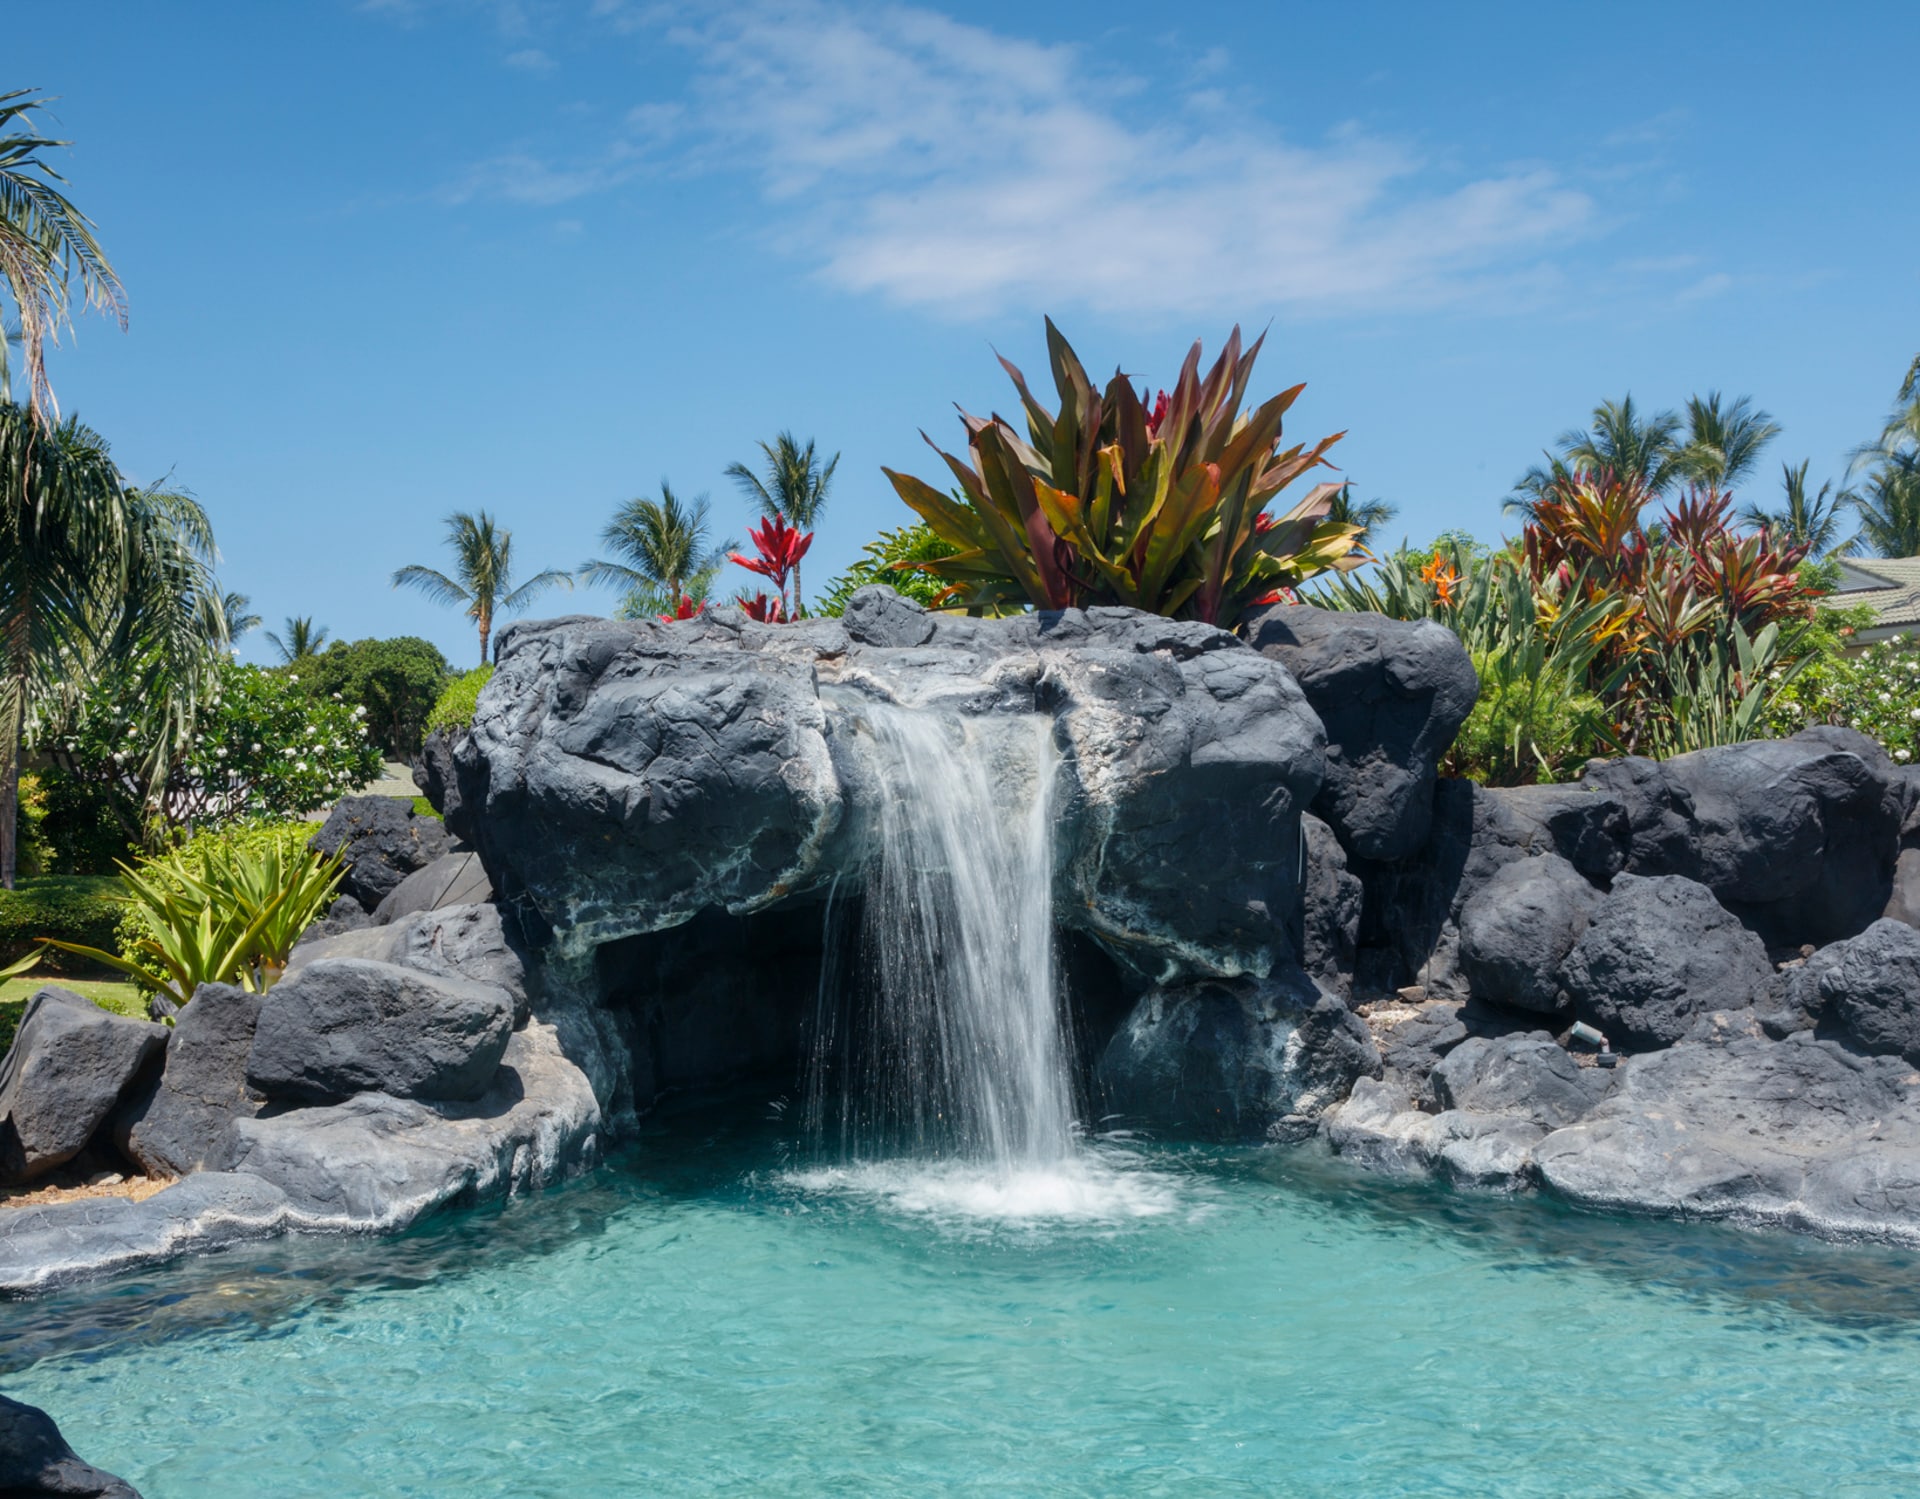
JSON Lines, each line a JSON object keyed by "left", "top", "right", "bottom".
{"left": 12, "top": 1, "right": 1918, "bottom": 667}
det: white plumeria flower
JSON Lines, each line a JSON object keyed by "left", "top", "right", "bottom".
{"left": 1899, "top": 749, "right": 1913, "bottom": 762}
{"left": 250, "top": 742, "right": 262, "bottom": 752}
{"left": 289, "top": 674, "right": 300, "bottom": 684}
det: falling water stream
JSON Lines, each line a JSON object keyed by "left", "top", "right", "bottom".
{"left": 796, "top": 698, "right": 1174, "bottom": 1220}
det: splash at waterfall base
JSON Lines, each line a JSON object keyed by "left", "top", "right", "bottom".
{"left": 11, "top": 585, "right": 1920, "bottom": 1294}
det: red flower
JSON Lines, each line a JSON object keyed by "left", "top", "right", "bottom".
{"left": 730, "top": 513, "right": 814, "bottom": 593}
{"left": 1143, "top": 388, "right": 1171, "bottom": 438}
{"left": 740, "top": 592, "right": 786, "bottom": 624}
{"left": 659, "top": 594, "right": 704, "bottom": 622}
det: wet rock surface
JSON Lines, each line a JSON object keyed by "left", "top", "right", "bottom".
{"left": 0, "top": 1392, "right": 142, "bottom": 1497}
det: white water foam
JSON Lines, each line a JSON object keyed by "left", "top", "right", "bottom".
{"left": 782, "top": 1150, "right": 1185, "bottom": 1227}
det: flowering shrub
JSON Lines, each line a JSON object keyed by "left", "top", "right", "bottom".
{"left": 44, "top": 661, "right": 382, "bottom": 834}
{"left": 1764, "top": 628, "right": 1920, "bottom": 764}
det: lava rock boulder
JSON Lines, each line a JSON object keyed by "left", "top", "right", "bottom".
{"left": 116, "top": 983, "right": 264, "bottom": 1178}
{"left": 1096, "top": 968, "right": 1379, "bottom": 1140}
{"left": 1456, "top": 854, "right": 1602, "bottom": 1015}
{"left": 0, "top": 989, "right": 167, "bottom": 1185}
{"left": 1244, "top": 604, "right": 1477, "bottom": 863}
{"left": 1560, "top": 873, "right": 1774, "bottom": 1051}
{"left": 247, "top": 958, "right": 514, "bottom": 1104}
{"left": 0, "top": 1393, "right": 141, "bottom": 1498}
{"left": 1814, "top": 917, "right": 1920, "bottom": 1064}
{"left": 310, "top": 795, "right": 452, "bottom": 911}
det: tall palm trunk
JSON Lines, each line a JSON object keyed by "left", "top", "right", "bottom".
{"left": 1, "top": 611, "right": 28, "bottom": 890}
{"left": 791, "top": 558, "right": 803, "bottom": 620}
{"left": 478, "top": 607, "right": 492, "bottom": 669}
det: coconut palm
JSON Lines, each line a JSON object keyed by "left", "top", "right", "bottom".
{"left": 1849, "top": 449, "right": 1920, "bottom": 559}
{"left": 1739, "top": 461, "right": 1853, "bottom": 557}
{"left": 725, "top": 433, "right": 838, "bottom": 616}
{"left": 0, "top": 91, "right": 126, "bottom": 424}
{"left": 221, "top": 591, "right": 261, "bottom": 643}
{"left": 0, "top": 404, "right": 224, "bottom": 886}
{"left": 1511, "top": 395, "right": 1685, "bottom": 513}
{"left": 265, "top": 615, "right": 328, "bottom": 663}
{"left": 1325, "top": 482, "right": 1398, "bottom": 545}
{"left": 1675, "top": 392, "right": 1780, "bottom": 493}
{"left": 579, "top": 483, "right": 733, "bottom": 620}
{"left": 392, "top": 510, "right": 571, "bottom": 666}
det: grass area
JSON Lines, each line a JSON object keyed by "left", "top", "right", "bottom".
{"left": 0, "top": 976, "right": 147, "bottom": 1052}
{"left": 411, "top": 795, "right": 442, "bottom": 820}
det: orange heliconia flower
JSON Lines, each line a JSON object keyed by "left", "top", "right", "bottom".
{"left": 1420, "top": 550, "right": 1460, "bottom": 605}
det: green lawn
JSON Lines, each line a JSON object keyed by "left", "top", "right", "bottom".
{"left": 0, "top": 976, "right": 147, "bottom": 1052}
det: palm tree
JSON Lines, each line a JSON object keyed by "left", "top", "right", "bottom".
{"left": 265, "top": 615, "right": 328, "bottom": 663}
{"left": 725, "top": 433, "right": 838, "bottom": 616}
{"left": 1739, "top": 461, "right": 1853, "bottom": 557}
{"left": 1850, "top": 449, "right": 1920, "bottom": 559}
{"left": 393, "top": 510, "right": 571, "bottom": 666}
{"left": 1511, "top": 395, "right": 1684, "bottom": 512}
{"left": 579, "top": 483, "right": 733, "bottom": 619}
{"left": 221, "top": 591, "right": 261, "bottom": 643}
{"left": 0, "top": 91, "right": 126, "bottom": 424}
{"left": 0, "top": 404, "right": 223, "bottom": 886}
{"left": 1675, "top": 392, "right": 1780, "bottom": 494}
{"left": 1325, "top": 482, "right": 1398, "bottom": 545}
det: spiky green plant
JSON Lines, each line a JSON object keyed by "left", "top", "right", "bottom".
{"left": 884, "top": 320, "right": 1364, "bottom": 623}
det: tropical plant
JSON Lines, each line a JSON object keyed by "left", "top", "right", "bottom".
{"left": 394, "top": 510, "right": 571, "bottom": 666}
{"left": 42, "top": 660, "right": 381, "bottom": 837}
{"left": 300, "top": 636, "right": 450, "bottom": 759}
{"left": 729, "top": 513, "right": 812, "bottom": 621}
{"left": 26, "top": 828, "right": 345, "bottom": 1009}
{"left": 1740, "top": 460, "right": 1854, "bottom": 557}
{"left": 815, "top": 523, "right": 960, "bottom": 616}
{"left": 725, "top": 433, "right": 837, "bottom": 616}
{"left": 1513, "top": 396, "right": 1685, "bottom": 512}
{"left": 579, "top": 484, "right": 733, "bottom": 621}
{"left": 1850, "top": 450, "right": 1920, "bottom": 558}
{"left": 884, "top": 320, "right": 1363, "bottom": 622}
{"left": 1674, "top": 392, "right": 1781, "bottom": 492}
{"left": 0, "top": 91, "right": 126, "bottom": 422}
{"left": 1766, "top": 623, "right": 1920, "bottom": 764}
{"left": 1325, "top": 482, "right": 1398, "bottom": 544}
{"left": 425, "top": 663, "right": 492, "bottom": 736}
{"left": 2, "top": 405, "right": 226, "bottom": 887}
{"left": 265, "top": 615, "right": 328, "bottom": 663}
{"left": 1632, "top": 619, "right": 1808, "bottom": 759}
{"left": 221, "top": 591, "right": 261, "bottom": 643}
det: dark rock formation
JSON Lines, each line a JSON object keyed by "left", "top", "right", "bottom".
{"left": 1431, "top": 1034, "right": 1614, "bottom": 1131}
{"left": 0, "top": 1393, "right": 141, "bottom": 1497}
{"left": 1096, "top": 969, "right": 1379, "bottom": 1140}
{"left": 450, "top": 590, "right": 1327, "bottom": 984}
{"left": 310, "top": 795, "right": 452, "bottom": 911}
{"left": 290, "top": 902, "right": 532, "bottom": 1027}
{"left": 116, "top": 983, "right": 263, "bottom": 1177}
{"left": 1299, "top": 813, "right": 1361, "bottom": 996}
{"left": 1560, "top": 873, "right": 1774, "bottom": 1051}
{"left": 371, "top": 851, "right": 493, "bottom": 925}
{"left": 413, "top": 729, "right": 463, "bottom": 824}
{"left": 247, "top": 958, "right": 514, "bottom": 1105}
{"left": 1811, "top": 918, "right": 1920, "bottom": 1063}
{"left": 1244, "top": 604, "right": 1477, "bottom": 863}
{"left": 1584, "top": 728, "right": 1901, "bottom": 946}
{"left": 299, "top": 894, "right": 373, "bottom": 944}
{"left": 1456, "top": 854, "right": 1602, "bottom": 1015}
{"left": 0, "top": 990, "right": 167, "bottom": 1185}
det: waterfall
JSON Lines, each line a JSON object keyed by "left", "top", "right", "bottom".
{"left": 808, "top": 700, "right": 1077, "bottom": 1170}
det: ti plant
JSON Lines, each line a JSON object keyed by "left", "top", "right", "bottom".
{"left": 22, "top": 837, "right": 346, "bottom": 1011}
{"left": 883, "top": 319, "right": 1366, "bottom": 623}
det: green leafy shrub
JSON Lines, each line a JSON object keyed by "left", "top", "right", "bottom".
{"left": 299, "top": 636, "right": 451, "bottom": 759}
{"left": 43, "top": 660, "right": 382, "bottom": 837}
{"left": 426, "top": 664, "right": 493, "bottom": 736}
{"left": 0, "top": 876, "right": 125, "bottom": 975}
{"left": 1764, "top": 623, "right": 1920, "bottom": 763}
{"left": 816, "top": 524, "right": 960, "bottom": 616}
{"left": 22, "top": 765, "right": 136, "bottom": 874}
{"left": 40, "top": 825, "right": 345, "bottom": 1007}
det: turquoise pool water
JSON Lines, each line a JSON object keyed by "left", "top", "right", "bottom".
{"left": 6, "top": 1102, "right": 1920, "bottom": 1498}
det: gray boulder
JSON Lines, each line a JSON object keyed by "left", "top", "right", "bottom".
{"left": 1815, "top": 917, "right": 1920, "bottom": 1063}
{"left": 1096, "top": 968, "right": 1379, "bottom": 1140}
{"left": 1584, "top": 728, "right": 1901, "bottom": 946}
{"left": 453, "top": 590, "right": 1326, "bottom": 984}
{"left": 1300, "top": 813, "right": 1361, "bottom": 996}
{"left": 1456, "top": 854, "right": 1602, "bottom": 1014}
{"left": 1532, "top": 1034, "right": 1920, "bottom": 1239}
{"left": 0, "top": 989, "right": 167, "bottom": 1185}
{"left": 1431, "top": 1033, "right": 1614, "bottom": 1131}
{"left": 0, "top": 1393, "right": 141, "bottom": 1497}
{"left": 116, "top": 983, "right": 263, "bottom": 1178}
{"left": 289, "top": 902, "right": 531, "bottom": 1027}
{"left": 1244, "top": 604, "right": 1477, "bottom": 862}
{"left": 297, "top": 894, "right": 372, "bottom": 945}
{"left": 1560, "top": 873, "right": 1774, "bottom": 1050}
{"left": 371, "top": 851, "right": 492, "bottom": 925}
{"left": 412, "top": 728, "right": 464, "bottom": 824}
{"left": 247, "top": 958, "right": 514, "bottom": 1104}
{"left": 310, "top": 795, "right": 452, "bottom": 910}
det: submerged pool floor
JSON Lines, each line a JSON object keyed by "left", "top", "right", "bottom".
{"left": 5, "top": 1102, "right": 1920, "bottom": 1497}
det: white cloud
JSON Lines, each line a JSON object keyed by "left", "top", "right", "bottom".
{"left": 505, "top": 47, "right": 557, "bottom": 72}
{"left": 656, "top": 2, "right": 1594, "bottom": 319}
